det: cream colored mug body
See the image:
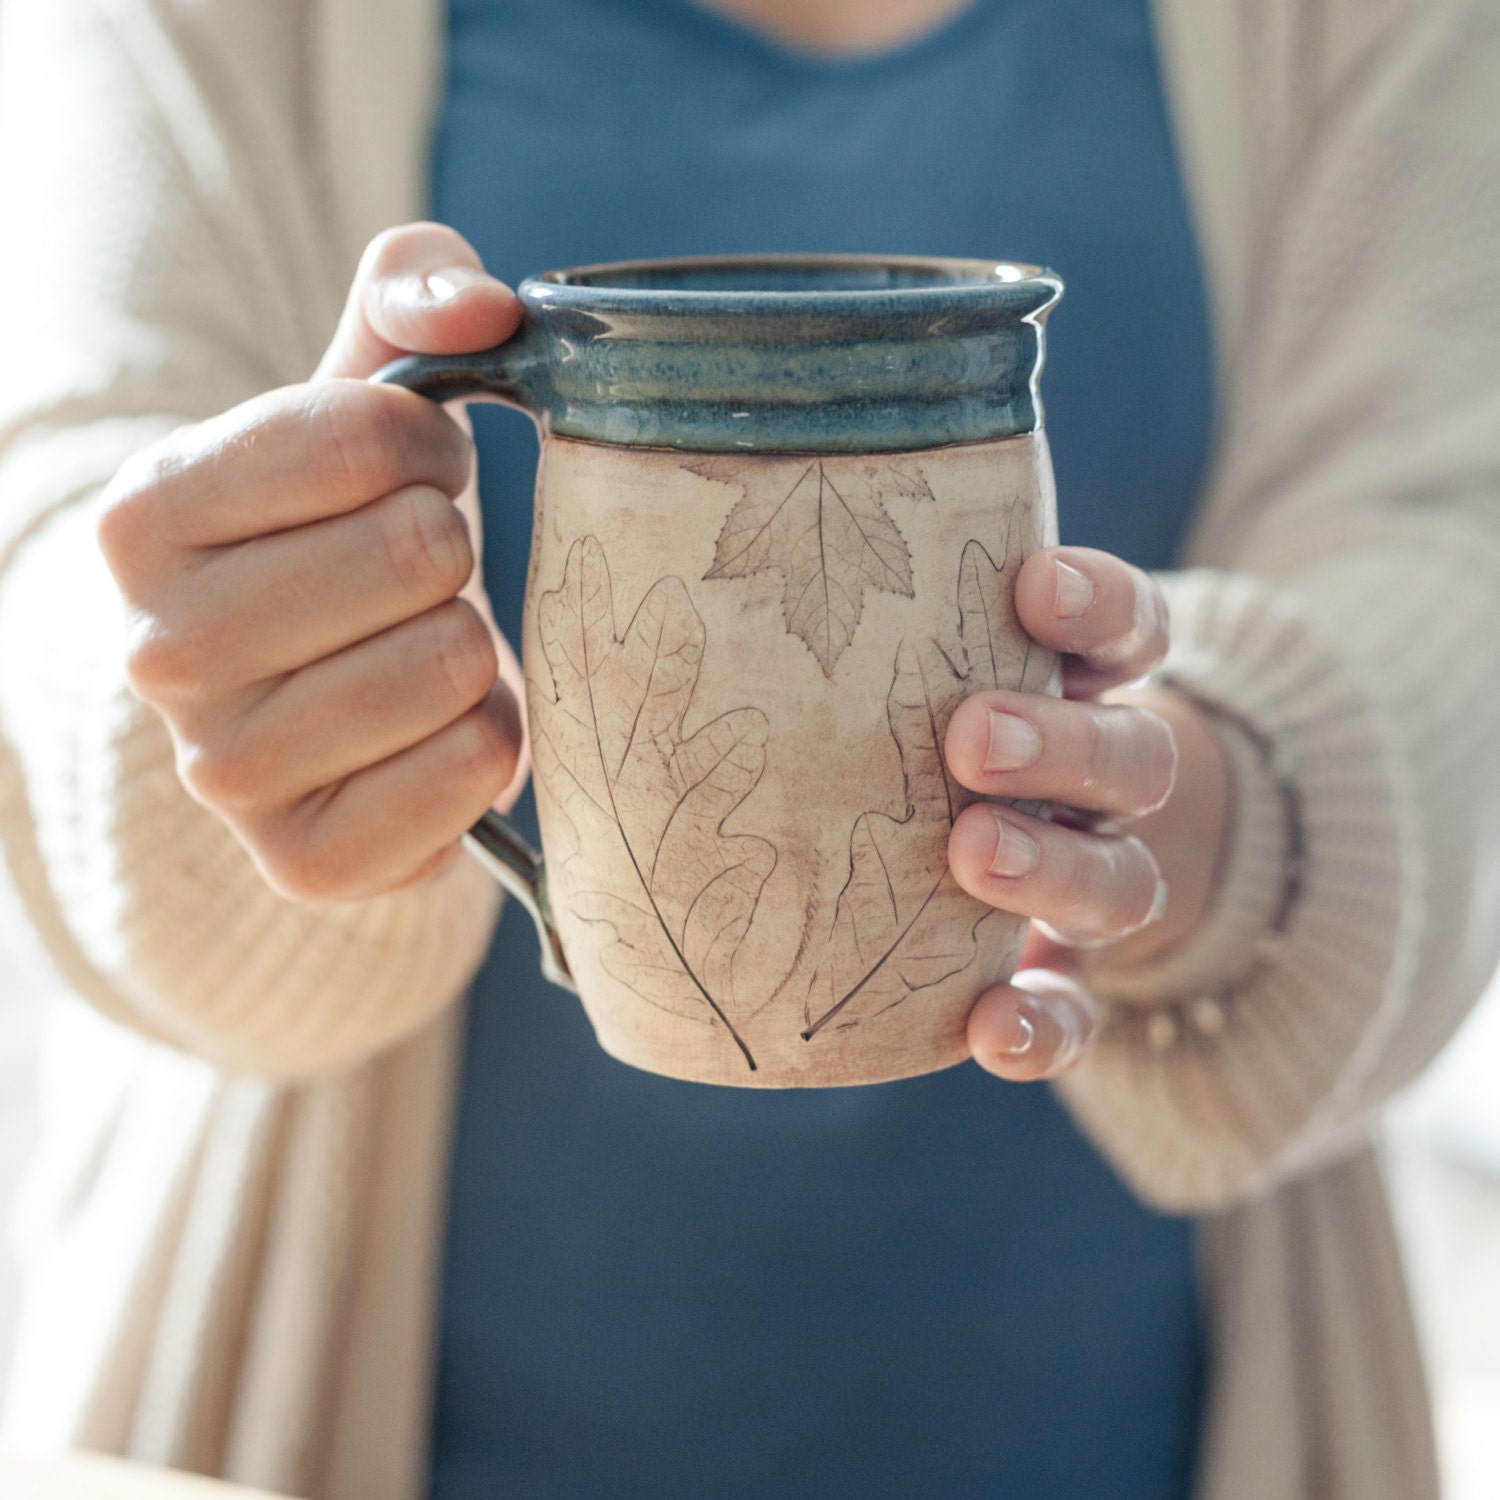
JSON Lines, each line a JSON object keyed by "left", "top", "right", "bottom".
{"left": 375, "top": 254, "right": 1062, "bottom": 1087}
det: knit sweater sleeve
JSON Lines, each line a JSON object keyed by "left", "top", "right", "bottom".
{"left": 1056, "top": 0, "right": 1500, "bottom": 1210}
{"left": 0, "top": 0, "right": 501, "bottom": 1080}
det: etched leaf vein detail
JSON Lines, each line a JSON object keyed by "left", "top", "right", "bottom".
{"left": 693, "top": 457, "right": 933, "bottom": 676}
{"left": 803, "top": 538, "right": 1039, "bottom": 1040}
{"left": 530, "top": 536, "right": 775, "bottom": 1070}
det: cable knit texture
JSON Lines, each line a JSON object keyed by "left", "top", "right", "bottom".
{"left": 0, "top": 0, "right": 1494, "bottom": 1497}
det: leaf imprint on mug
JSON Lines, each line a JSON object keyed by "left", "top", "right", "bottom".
{"left": 690, "top": 457, "right": 934, "bottom": 677}
{"left": 530, "top": 535, "right": 776, "bottom": 1071}
{"left": 802, "top": 539, "right": 1032, "bottom": 1041}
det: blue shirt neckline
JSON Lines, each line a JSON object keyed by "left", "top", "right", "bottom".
{"left": 638, "top": 0, "right": 995, "bottom": 74}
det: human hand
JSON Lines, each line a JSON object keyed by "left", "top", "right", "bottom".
{"left": 98, "top": 223, "right": 527, "bottom": 900}
{"left": 943, "top": 548, "right": 1232, "bottom": 1082}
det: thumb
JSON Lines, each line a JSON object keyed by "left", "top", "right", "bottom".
{"left": 315, "top": 222, "right": 522, "bottom": 382}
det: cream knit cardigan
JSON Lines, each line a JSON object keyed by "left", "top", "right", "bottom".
{"left": 0, "top": 1, "right": 1497, "bottom": 1497}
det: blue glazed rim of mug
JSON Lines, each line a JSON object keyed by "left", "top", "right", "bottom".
{"left": 375, "top": 253, "right": 1064, "bottom": 453}
{"left": 526, "top": 252, "right": 1061, "bottom": 330}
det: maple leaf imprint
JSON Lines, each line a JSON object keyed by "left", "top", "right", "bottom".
{"left": 691, "top": 457, "right": 933, "bottom": 677}
{"left": 802, "top": 538, "right": 1039, "bottom": 1041}
{"left": 530, "top": 536, "right": 776, "bottom": 1071}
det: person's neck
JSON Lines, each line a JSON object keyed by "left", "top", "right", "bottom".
{"left": 692, "top": 0, "right": 974, "bottom": 57}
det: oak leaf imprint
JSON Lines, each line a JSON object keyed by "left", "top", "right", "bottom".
{"left": 692, "top": 457, "right": 929, "bottom": 677}
{"left": 802, "top": 539, "right": 1041, "bottom": 1041}
{"left": 530, "top": 536, "right": 775, "bottom": 1071}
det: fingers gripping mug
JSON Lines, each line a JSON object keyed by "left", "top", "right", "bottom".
{"left": 374, "top": 255, "right": 1062, "bottom": 1088}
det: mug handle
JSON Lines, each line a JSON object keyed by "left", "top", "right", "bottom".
{"left": 370, "top": 349, "right": 575, "bottom": 994}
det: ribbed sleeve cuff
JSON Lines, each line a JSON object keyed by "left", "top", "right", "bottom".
{"left": 1054, "top": 568, "right": 1419, "bottom": 1213}
{"left": 108, "top": 709, "right": 503, "bottom": 1079}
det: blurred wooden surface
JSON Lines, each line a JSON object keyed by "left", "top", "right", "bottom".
{"left": 0, "top": 1451, "right": 296, "bottom": 1499}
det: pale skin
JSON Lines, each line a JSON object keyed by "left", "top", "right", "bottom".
{"left": 98, "top": 215, "right": 1231, "bottom": 1086}
{"left": 699, "top": 0, "right": 976, "bottom": 56}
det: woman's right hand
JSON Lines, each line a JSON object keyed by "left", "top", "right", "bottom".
{"left": 97, "top": 224, "right": 527, "bottom": 901}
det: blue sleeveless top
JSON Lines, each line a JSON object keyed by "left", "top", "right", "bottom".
{"left": 429, "top": 3, "right": 1215, "bottom": 1496}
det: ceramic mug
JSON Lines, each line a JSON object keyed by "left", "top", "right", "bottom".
{"left": 374, "top": 254, "right": 1062, "bottom": 1088}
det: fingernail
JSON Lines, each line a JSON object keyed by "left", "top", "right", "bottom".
{"left": 984, "top": 710, "right": 1042, "bottom": 772}
{"left": 1146, "top": 877, "right": 1169, "bottom": 927}
{"left": 1053, "top": 559, "right": 1095, "bottom": 618}
{"left": 425, "top": 266, "right": 493, "bottom": 302}
{"left": 1034, "top": 920, "right": 1114, "bottom": 951}
{"left": 1052, "top": 1002, "right": 1086, "bottom": 1071}
{"left": 1000, "top": 1012, "right": 1035, "bottom": 1056}
{"left": 987, "top": 812, "right": 1041, "bottom": 878}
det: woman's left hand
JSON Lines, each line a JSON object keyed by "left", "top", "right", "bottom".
{"left": 943, "top": 546, "right": 1232, "bottom": 1083}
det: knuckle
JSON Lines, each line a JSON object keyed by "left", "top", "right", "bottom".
{"left": 1053, "top": 830, "right": 1153, "bottom": 939}
{"left": 1092, "top": 705, "right": 1177, "bottom": 816}
{"left": 1077, "top": 709, "right": 1108, "bottom": 798}
{"left": 261, "top": 820, "right": 353, "bottom": 904}
{"left": 1117, "top": 836, "right": 1165, "bottom": 930}
{"left": 96, "top": 462, "right": 149, "bottom": 556}
{"left": 362, "top": 221, "right": 467, "bottom": 281}
{"left": 381, "top": 487, "right": 472, "bottom": 602}
{"left": 1055, "top": 849, "right": 1105, "bottom": 932}
{"left": 452, "top": 699, "right": 518, "bottom": 793}
{"left": 96, "top": 446, "right": 179, "bottom": 577}
{"left": 318, "top": 384, "right": 415, "bottom": 497}
{"left": 431, "top": 601, "right": 498, "bottom": 708}
{"left": 317, "top": 382, "right": 472, "bottom": 501}
{"left": 362, "top": 225, "right": 412, "bottom": 280}
{"left": 176, "top": 724, "right": 261, "bottom": 812}
{"left": 123, "top": 611, "right": 214, "bottom": 700}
